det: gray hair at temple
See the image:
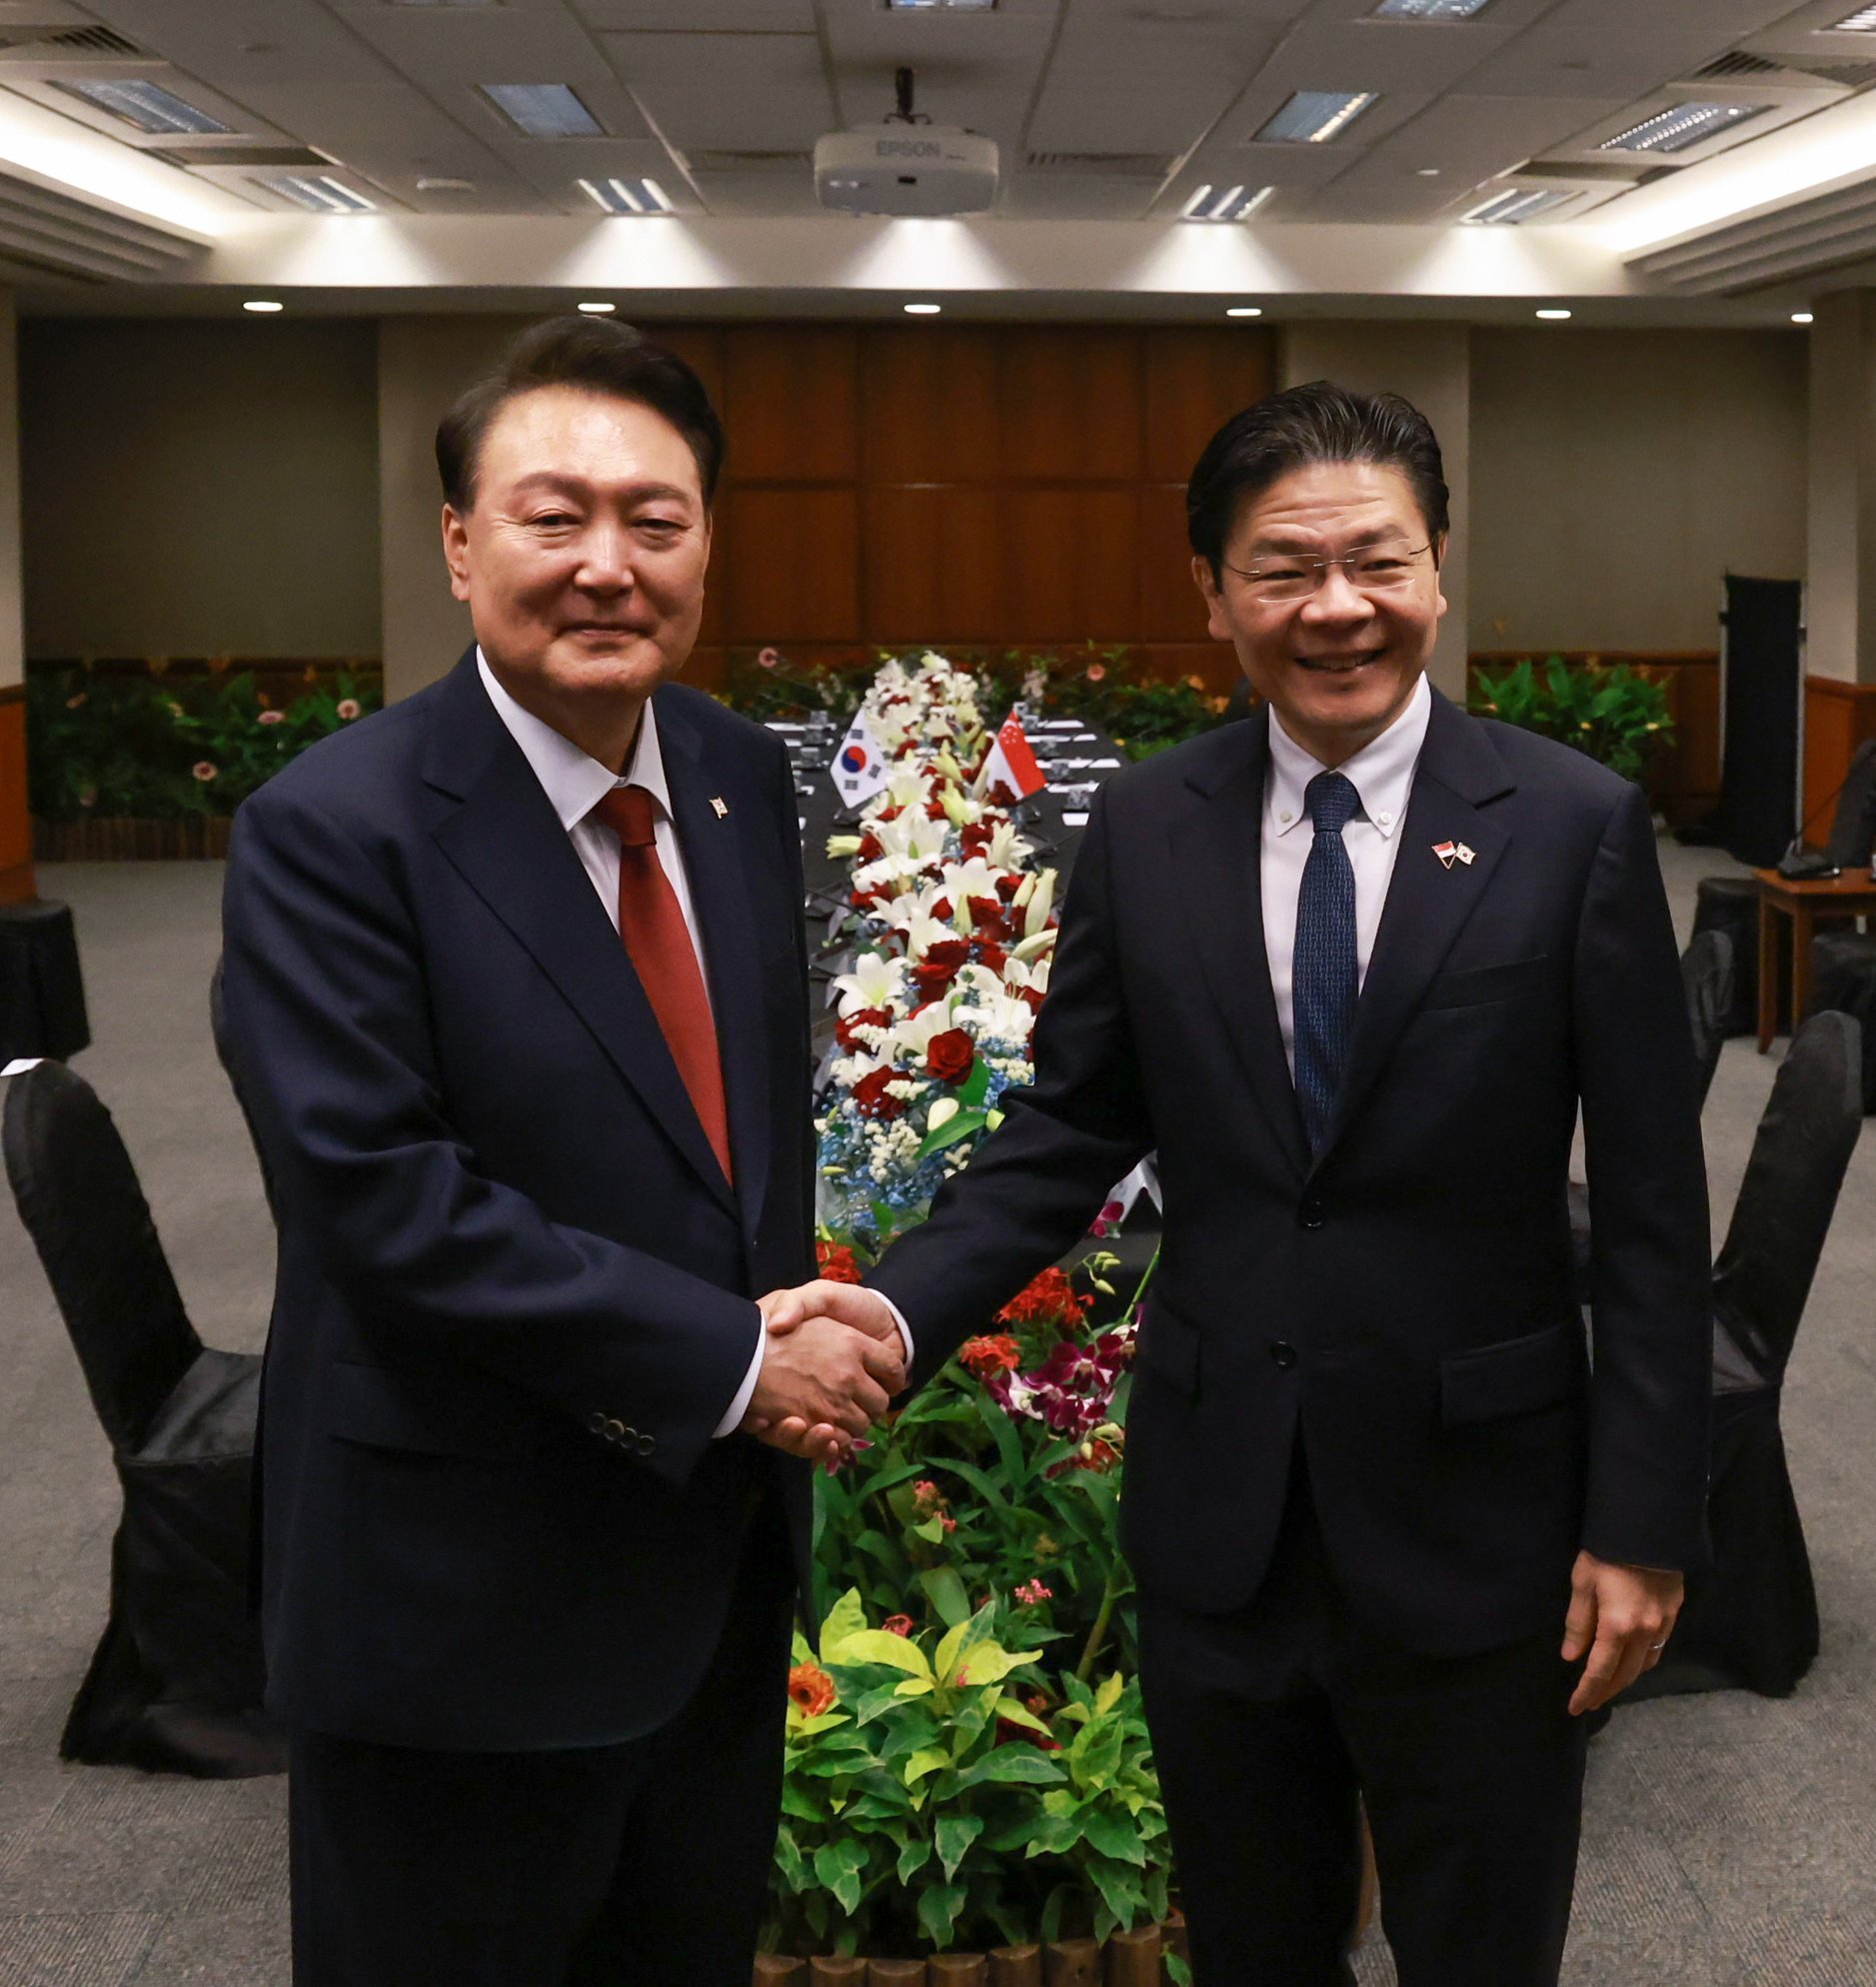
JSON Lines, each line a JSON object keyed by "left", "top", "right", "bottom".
{"left": 1185, "top": 379, "right": 1450, "bottom": 577}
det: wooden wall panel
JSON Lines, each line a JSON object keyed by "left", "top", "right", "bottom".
{"left": 865, "top": 485, "right": 1001, "bottom": 645}
{"left": 1001, "top": 489, "right": 1139, "bottom": 644}
{"left": 862, "top": 328, "right": 1001, "bottom": 483}
{"left": 718, "top": 487, "right": 860, "bottom": 642}
{"left": 1143, "top": 327, "right": 1277, "bottom": 483}
{"left": 1804, "top": 675, "right": 1876, "bottom": 850}
{"left": 1138, "top": 484, "right": 1210, "bottom": 644}
{"left": 998, "top": 329, "right": 1142, "bottom": 483}
{"left": 721, "top": 326, "right": 860, "bottom": 483}
{"left": 0, "top": 693, "right": 32, "bottom": 905}
{"left": 649, "top": 325, "right": 727, "bottom": 424}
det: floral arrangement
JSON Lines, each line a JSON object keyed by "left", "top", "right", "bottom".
{"left": 771, "top": 651, "right": 1177, "bottom": 1968}
{"left": 26, "top": 663, "right": 380, "bottom": 823}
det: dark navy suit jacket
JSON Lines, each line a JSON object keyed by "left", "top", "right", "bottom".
{"left": 220, "top": 653, "right": 815, "bottom": 1749}
{"left": 873, "top": 690, "right": 1712, "bottom": 1657}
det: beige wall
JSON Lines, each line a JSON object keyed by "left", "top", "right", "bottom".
{"left": 1470, "top": 328, "right": 1807, "bottom": 656}
{"left": 19, "top": 317, "right": 379, "bottom": 660}
{"left": 1279, "top": 322, "right": 1471, "bottom": 700}
{"left": 1804, "top": 292, "right": 1876, "bottom": 686}
{"left": 0, "top": 294, "right": 21, "bottom": 693}
{"left": 378, "top": 316, "right": 534, "bottom": 704}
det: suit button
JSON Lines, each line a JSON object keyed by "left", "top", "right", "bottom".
{"left": 1298, "top": 1198, "right": 1324, "bottom": 1229}
{"left": 1270, "top": 1340, "right": 1298, "bottom": 1369}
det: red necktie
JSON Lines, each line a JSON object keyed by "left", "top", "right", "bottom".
{"left": 591, "top": 785, "right": 734, "bottom": 1184}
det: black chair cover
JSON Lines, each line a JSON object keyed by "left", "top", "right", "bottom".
{"left": 1691, "top": 879, "right": 1759, "bottom": 1038}
{"left": 0, "top": 900, "right": 90, "bottom": 1061}
{"left": 1624, "top": 1009, "right": 1863, "bottom": 1703}
{"left": 1809, "top": 929, "right": 1876, "bottom": 1113}
{"left": 2, "top": 1060, "right": 283, "bottom": 1777}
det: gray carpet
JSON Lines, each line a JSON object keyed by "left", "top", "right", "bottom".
{"left": 0, "top": 844, "right": 1870, "bottom": 1985}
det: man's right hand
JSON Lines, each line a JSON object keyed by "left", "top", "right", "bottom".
{"left": 742, "top": 1310, "right": 902, "bottom": 1462}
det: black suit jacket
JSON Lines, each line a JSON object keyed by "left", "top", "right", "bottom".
{"left": 220, "top": 653, "right": 816, "bottom": 1749}
{"left": 872, "top": 691, "right": 1711, "bottom": 1657}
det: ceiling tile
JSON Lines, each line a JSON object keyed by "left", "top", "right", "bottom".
{"left": 600, "top": 29, "right": 832, "bottom": 151}
{"left": 573, "top": 0, "right": 817, "bottom": 25}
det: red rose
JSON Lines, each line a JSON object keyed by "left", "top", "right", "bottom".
{"left": 995, "top": 875, "right": 1020, "bottom": 901}
{"left": 926, "top": 1028, "right": 975, "bottom": 1085}
{"left": 788, "top": 1663, "right": 837, "bottom": 1717}
{"left": 835, "top": 1006, "right": 890, "bottom": 1052}
{"left": 851, "top": 1068, "right": 906, "bottom": 1119}
{"left": 960, "top": 823, "right": 993, "bottom": 856}
{"left": 816, "top": 1239, "right": 864, "bottom": 1284}
{"left": 857, "top": 833, "right": 885, "bottom": 864}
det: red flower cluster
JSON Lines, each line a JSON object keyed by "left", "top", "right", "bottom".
{"left": 834, "top": 1005, "right": 890, "bottom": 1052}
{"left": 851, "top": 1068, "right": 906, "bottom": 1119}
{"left": 926, "top": 1027, "right": 975, "bottom": 1085}
{"left": 815, "top": 1239, "right": 864, "bottom": 1285}
{"left": 882, "top": 1613, "right": 916, "bottom": 1637}
{"left": 996, "top": 1266, "right": 1088, "bottom": 1332}
{"left": 911, "top": 939, "right": 971, "bottom": 1002}
{"left": 788, "top": 1663, "right": 837, "bottom": 1718}
{"left": 957, "top": 1332, "right": 1021, "bottom": 1378}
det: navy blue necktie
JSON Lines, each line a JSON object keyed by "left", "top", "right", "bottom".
{"left": 1293, "top": 771, "right": 1360, "bottom": 1155}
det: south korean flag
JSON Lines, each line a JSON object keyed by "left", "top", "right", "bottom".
{"left": 832, "top": 711, "right": 890, "bottom": 811}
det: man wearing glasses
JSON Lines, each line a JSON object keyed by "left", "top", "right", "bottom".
{"left": 769, "top": 381, "right": 1711, "bottom": 1984}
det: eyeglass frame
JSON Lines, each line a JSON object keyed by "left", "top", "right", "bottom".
{"left": 1217, "top": 538, "right": 1441, "bottom": 602}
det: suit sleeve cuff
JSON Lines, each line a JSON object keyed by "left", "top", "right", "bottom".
{"left": 713, "top": 1308, "right": 766, "bottom": 1437}
{"left": 876, "top": 1293, "right": 916, "bottom": 1376}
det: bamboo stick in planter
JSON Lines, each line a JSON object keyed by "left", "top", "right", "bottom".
{"left": 808, "top": 1960, "right": 868, "bottom": 1986}
{"left": 927, "top": 1956, "right": 987, "bottom": 1984}
{"left": 987, "top": 1947, "right": 1040, "bottom": 1987}
{"left": 869, "top": 1962, "right": 926, "bottom": 1985}
{"left": 1040, "top": 1937, "right": 1100, "bottom": 1985}
{"left": 1104, "top": 1925, "right": 1161, "bottom": 1985}
{"left": 753, "top": 1960, "right": 807, "bottom": 1984}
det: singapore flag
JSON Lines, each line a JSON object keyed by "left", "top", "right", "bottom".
{"left": 976, "top": 710, "right": 1047, "bottom": 805}
{"left": 832, "top": 711, "right": 890, "bottom": 810}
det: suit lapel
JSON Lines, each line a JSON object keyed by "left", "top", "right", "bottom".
{"left": 657, "top": 692, "right": 774, "bottom": 1242}
{"left": 423, "top": 658, "right": 739, "bottom": 1218}
{"left": 1171, "top": 709, "right": 1310, "bottom": 1180}
{"left": 1313, "top": 692, "right": 1515, "bottom": 1167}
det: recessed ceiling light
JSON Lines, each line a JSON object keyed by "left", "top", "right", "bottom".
{"left": 257, "top": 173, "right": 376, "bottom": 214}
{"left": 1372, "top": 0, "right": 1491, "bottom": 16}
{"left": 578, "top": 176, "right": 674, "bottom": 215}
{"left": 904, "top": 302, "right": 942, "bottom": 314}
{"left": 1416, "top": 167, "right": 1441, "bottom": 177}
{"left": 1599, "top": 102, "right": 1767, "bottom": 155}
{"left": 578, "top": 301, "right": 616, "bottom": 314}
{"left": 1535, "top": 307, "right": 1573, "bottom": 320}
{"left": 1465, "top": 187, "right": 1576, "bottom": 225}
{"left": 1180, "top": 183, "right": 1274, "bottom": 222}
{"left": 1256, "top": 91, "right": 1378, "bottom": 145}
{"left": 1792, "top": 311, "right": 1815, "bottom": 324}
{"left": 887, "top": 0, "right": 996, "bottom": 9}
{"left": 1830, "top": 5, "right": 1876, "bottom": 27}
{"left": 1225, "top": 305, "right": 1263, "bottom": 317}
{"left": 482, "top": 83, "right": 602, "bottom": 140}
{"left": 59, "top": 78, "right": 233, "bottom": 137}
{"left": 416, "top": 175, "right": 476, "bottom": 193}
{"left": 242, "top": 299, "right": 284, "bottom": 314}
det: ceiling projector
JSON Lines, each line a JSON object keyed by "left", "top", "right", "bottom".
{"left": 815, "top": 68, "right": 998, "bottom": 217}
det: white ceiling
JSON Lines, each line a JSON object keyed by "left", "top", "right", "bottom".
{"left": 0, "top": 0, "right": 1861, "bottom": 228}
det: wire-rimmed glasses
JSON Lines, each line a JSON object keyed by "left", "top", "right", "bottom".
{"left": 1221, "top": 539, "right": 1435, "bottom": 604}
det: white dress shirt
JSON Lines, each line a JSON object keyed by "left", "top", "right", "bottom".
{"left": 476, "top": 652, "right": 759, "bottom": 1436}
{"left": 1262, "top": 673, "right": 1432, "bottom": 1077}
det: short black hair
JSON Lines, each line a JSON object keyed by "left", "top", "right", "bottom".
{"left": 435, "top": 315, "right": 726, "bottom": 512}
{"left": 1185, "top": 379, "right": 1449, "bottom": 574}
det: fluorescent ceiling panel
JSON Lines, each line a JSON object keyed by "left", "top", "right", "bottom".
{"left": 1179, "top": 182, "right": 1274, "bottom": 221}
{"left": 887, "top": 0, "right": 995, "bottom": 9}
{"left": 482, "top": 83, "right": 602, "bottom": 139}
{"left": 58, "top": 78, "right": 232, "bottom": 137}
{"left": 579, "top": 175, "right": 674, "bottom": 215}
{"left": 1464, "top": 186, "right": 1574, "bottom": 224}
{"left": 1372, "top": 0, "right": 1490, "bottom": 17}
{"left": 1256, "top": 92, "right": 1377, "bottom": 144}
{"left": 1600, "top": 102, "right": 1767, "bottom": 154}
{"left": 1830, "top": 6, "right": 1876, "bottom": 27}
{"left": 259, "top": 173, "right": 376, "bottom": 213}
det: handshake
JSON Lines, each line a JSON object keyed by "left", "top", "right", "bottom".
{"left": 739, "top": 1279, "right": 907, "bottom": 1465}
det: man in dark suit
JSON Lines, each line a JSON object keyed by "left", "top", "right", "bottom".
{"left": 219, "top": 318, "right": 903, "bottom": 1985}
{"left": 768, "top": 384, "right": 1711, "bottom": 1985}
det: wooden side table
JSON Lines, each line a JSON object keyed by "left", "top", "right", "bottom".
{"left": 1753, "top": 866, "right": 1876, "bottom": 1051}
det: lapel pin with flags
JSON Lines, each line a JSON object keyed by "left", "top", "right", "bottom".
{"left": 1432, "top": 840, "right": 1458, "bottom": 871}
{"left": 1455, "top": 842, "right": 1475, "bottom": 866}
{"left": 709, "top": 797, "right": 730, "bottom": 819}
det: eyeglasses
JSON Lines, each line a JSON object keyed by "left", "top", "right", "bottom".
{"left": 1221, "top": 540, "right": 1435, "bottom": 604}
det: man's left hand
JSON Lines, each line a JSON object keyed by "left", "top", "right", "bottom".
{"left": 1561, "top": 1550, "right": 1683, "bottom": 1716}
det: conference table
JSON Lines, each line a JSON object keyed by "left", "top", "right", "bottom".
{"left": 1753, "top": 865, "right": 1876, "bottom": 1051}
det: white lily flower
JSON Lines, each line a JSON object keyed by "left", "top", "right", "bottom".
{"left": 1023, "top": 868, "right": 1056, "bottom": 939}
{"left": 832, "top": 953, "right": 909, "bottom": 1016}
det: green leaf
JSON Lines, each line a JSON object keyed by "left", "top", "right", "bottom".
{"left": 1079, "top": 1809, "right": 1148, "bottom": 1865}
{"left": 832, "top": 1630, "right": 933, "bottom": 1678}
{"left": 819, "top": 1587, "right": 870, "bottom": 1655}
{"left": 1093, "top": 1672, "right": 1124, "bottom": 1716}
{"left": 917, "top": 1107, "right": 988, "bottom": 1161}
{"left": 952, "top": 1748, "right": 1067, "bottom": 1789}
{"left": 813, "top": 1837, "right": 869, "bottom": 1916}
{"left": 897, "top": 1833, "right": 934, "bottom": 1883}
{"left": 957, "top": 1056, "right": 992, "bottom": 1107}
{"left": 919, "top": 1565, "right": 971, "bottom": 1629}
{"left": 917, "top": 1880, "right": 968, "bottom": 1951}
{"left": 936, "top": 1810, "right": 986, "bottom": 1881}
{"left": 903, "top": 1745, "right": 949, "bottom": 1785}
{"left": 1165, "top": 1955, "right": 1194, "bottom": 1987}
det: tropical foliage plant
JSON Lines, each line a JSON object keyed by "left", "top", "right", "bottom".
{"left": 1468, "top": 655, "right": 1672, "bottom": 785}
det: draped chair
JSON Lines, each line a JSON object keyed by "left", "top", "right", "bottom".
{"left": 1623, "top": 1008, "right": 1863, "bottom": 1702}
{"left": 2, "top": 1059, "right": 283, "bottom": 1776}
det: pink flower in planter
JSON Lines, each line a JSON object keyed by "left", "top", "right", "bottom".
{"left": 258, "top": 709, "right": 286, "bottom": 726}
{"left": 77, "top": 784, "right": 97, "bottom": 810}
{"left": 757, "top": 647, "right": 783, "bottom": 671}
{"left": 882, "top": 1614, "right": 916, "bottom": 1637}
{"left": 1014, "top": 1579, "right": 1052, "bottom": 1606}
{"left": 65, "top": 693, "right": 87, "bottom": 710}
{"left": 191, "top": 761, "right": 218, "bottom": 783}
{"left": 336, "top": 699, "right": 362, "bottom": 722}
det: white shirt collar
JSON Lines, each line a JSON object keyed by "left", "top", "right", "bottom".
{"left": 476, "top": 647, "right": 673, "bottom": 833}
{"left": 1265, "top": 672, "right": 1432, "bottom": 841}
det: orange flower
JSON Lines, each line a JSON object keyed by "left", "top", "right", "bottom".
{"left": 788, "top": 1662, "right": 837, "bottom": 1718}
{"left": 1084, "top": 663, "right": 1107, "bottom": 684}
{"left": 958, "top": 1332, "right": 1020, "bottom": 1379}
{"left": 996, "top": 1266, "right": 1087, "bottom": 1331}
